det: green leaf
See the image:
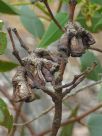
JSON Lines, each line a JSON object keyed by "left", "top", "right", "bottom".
{"left": 97, "top": 86, "right": 102, "bottom": 101}
{"left": 0, "top": 98, "right": 13, "bottom": 132}
{"left": 0, "top": 60, "right": 18, "bottom": 72}
{"left": 38, "top": 12, "right": 68, "bottom": 48}
{"left": 77, "top": 11, "right": 102, "bottom": 33}
{"left": 0, "top": 32, "right": 7, "bottom": 55}
{"left": 0, "top": 0, "right": 19, "bottom": 15}
{"left": 64, "top": 0, "right": 81, "bottom": 3}
{"left": 60, "top": 106, "right": 79, "bottom": 136}
{"left": 94, "top": 18, "right": 102, "bottom": 32}
{"left": 20, "top": 6, "right": 45, "bottom": 39}
{"left": 91, "top": 0, "right": 102, "bottom": 5}
{"left": 80, "top": 51, "right": 102, "bottom": 81}
{"left": 0, "top": 20, "right": 4, "bottom": 30}
{"left": 0, "top": 110, "right": 5, "bottom": 123}
{"left": 87, "top": 114, "right": 102, "bottom": 136}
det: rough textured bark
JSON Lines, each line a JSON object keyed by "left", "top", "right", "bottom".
{"left": 51, "top": 91, "right": 62, "bottom": 136}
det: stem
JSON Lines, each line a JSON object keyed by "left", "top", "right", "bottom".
{"left": 13, "top": 105, "right": 54, "bottom": 126}
{"left": 89, "top": 47, "right": 102, "bottom": 53}
{"left": 42, "top": 0, "right": 65, "bottom": 32}
{"left": 65, "top": 79, "right": 102, "bottom": 98}
{"left": 55, "top": 73, "right": 85, "bottom": 90}
{"left": 10, "top": 103, "right": 23, "bottom": 136}
{"left": 51, "top": 97, "right": 62, "bottom": 136}
{"left": 63, "top": 75, "right": 85, "bottom": 97}
{"left": 62, "top": 103, "right": 102, "bottom": 126}
{"left": 69, "top": 0, "right": 77, "bottom": 22}
{"left": 63, "top": 62, "right": 97, "bottom": 97}
{"left": 7, "top": 28, "right": 24, "bottom": 66}
{"left": 57, "top": 0, "right": 63, "bottom": 12}
{"left": 12, "top": 28, "right": 30, "bottom": 54}
{"left": 51, "top": 56, "right": 67, "bottom": 135}
{"left": 35, "top": 3, "right": 49, "bottom": 16}
{"left": 0, "top": 86, "right": 36, "bottom": 136}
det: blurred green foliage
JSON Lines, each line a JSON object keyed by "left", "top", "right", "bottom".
{"left": 87, "top": 114, "right": 102, "bottom": 136}
{"left": 60, "top": 106, "right": 79, "bottom": 136}
{"left": 0, "top": 98, "right": 13, "bottom": 133}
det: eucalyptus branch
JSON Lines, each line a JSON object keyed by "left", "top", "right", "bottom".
{"left": 69, "top": 0, "right": 77, "bottom": 22}
{"left": 41, "top": 0, "right": 65, "bottom": 32}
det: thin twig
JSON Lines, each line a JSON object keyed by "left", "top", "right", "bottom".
{"left": 7, "top": 27, "right": 24, "bottom": 66}
{"left": 62, "top": 103, "right": 102, "bottom": 126}
{"left": 13, "top": 105, "right": 54, "bottom": 126}
{"left": 65, "top": 79, "right": 102, "bottom": 98}
{"left": 57, "top": 0, "right": 63, "bottom": 12}
{"left": 12, "top": 28, "right": 31, "bottom": 54}
{"left": 38, "top": 102, "right": 102, "bottom": 136}
{"left": 0, "top": 86, "right": 36, "bottom": 136}
{"left": 55, "top": 73, "right": 85, "bottom": 90}
{"left": 10, "top": 102, "right": 23, "bottom": 136}
{"left": 89, "top": 47, "right": 102, "bottom": 53}
{"left": 63, "top": 62, "right": 97, "bottom": 97}
{"left": 42, "top": 0, "right": 65, "bottom": 32}
{"left": 69, "top": 0, "right": 77, "bottom": 22}
{"left": 63, "top": 75, "right": 85, "bottom": 97}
